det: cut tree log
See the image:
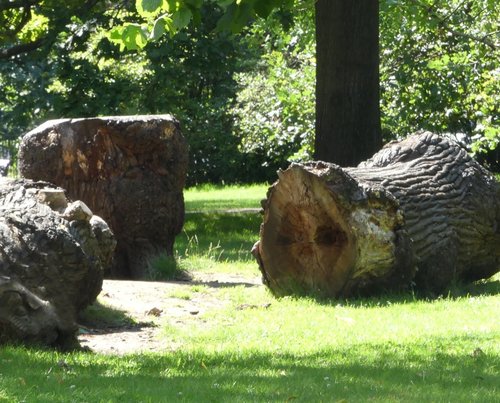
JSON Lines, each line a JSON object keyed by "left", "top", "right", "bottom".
{"left": 18, "top": 115, "right": 188, "bottom": 278}
{"left": 253, "top": 132, "right": 500, "bottom": 298}
{"left": 0, "top": 178, "right": 116, "bottom": 348}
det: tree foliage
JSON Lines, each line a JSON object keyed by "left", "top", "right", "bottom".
{"left": 380, "top": 0, "right": 499, "bottom": 167}
{"left": 0, "top": 1, "right": 269, "bottom": 183}
{"left": 1, "top": 0, "right": 499, "bottom": 183}
{"left": 231, "top": 4, "right": 315, "bottom": 169}
{"left": 107, "top": 0, "right": 294, "bottom": 52}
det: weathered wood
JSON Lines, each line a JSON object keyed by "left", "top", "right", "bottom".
{"left": 18, "top": 115, "right": 189, "bottom": 278}
{"left": 253, "top": 132, "right": 500, "bottom": 297}
{"left": 0, "top": 178, "right": 115, "bottom": 348}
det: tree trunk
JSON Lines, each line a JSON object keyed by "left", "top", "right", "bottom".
{"left": 253, "top": 133, "right": 500, "bottom": 298}
{"left": 18, "top": 115, "right": 188, "bottom": 278}
{"left": 315, "top": 0, "right": 381, "bottom": 166}
{"left": 0, "top": 178, "right": 115, "bottom": 348}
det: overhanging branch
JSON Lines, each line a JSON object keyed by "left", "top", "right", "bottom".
{"left": 0, "top": 0, "right": 40, "bottom": 12}
{"left": 0, "top": 0, "right": 104, "bottom": 59}
{"left": 0, "top": 37, "right": 45, "bottom": 59}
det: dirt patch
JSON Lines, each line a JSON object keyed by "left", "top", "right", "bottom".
{"left": 78, "top": 273, "right": 262, "bottom": 355}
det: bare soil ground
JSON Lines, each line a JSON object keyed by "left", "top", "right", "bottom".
{"left": 77, "top": 273, "right": 262, "bottom": 355}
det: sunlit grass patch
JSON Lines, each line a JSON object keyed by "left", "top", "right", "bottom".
{"left": 164, "top": 183, "right": 265, "bottom": 278}
{"left": 159, "top": 283, "right": 500, "bottom": 354}
{"left": 169, "top": 211, "right": 261, "bottom": 276}
{"left": 184, "top": 183, "right": 268, "bottom": 212}
{"left": 1, "top": 287, "right": 499, "bottom": 402}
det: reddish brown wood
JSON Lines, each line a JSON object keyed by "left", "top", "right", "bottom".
{"left": 19, "top": 115, "right": 188, "bottom": 278}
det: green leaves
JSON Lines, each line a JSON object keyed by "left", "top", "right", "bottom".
{"left": 216, "top": 3, "right": 254, "bottom": 33}
{"left": 151, "top": 15, "right": 170, "bottom": 40}
{"left": 109, "top": 0, "right": 203, "bottom": 49}
{"left": 108, "top": 24, "right": 148, "bottom": 51}
{"left": 109, "top": 0, "right": 291, "bottom": 50}
{"left": 185, "top": 0, "right": 203, "bottom": 7}
{"left": 172, "top": 6, "right": 193, "bottom": 30}
{"left": 380, "top": 0, "right": 500, "bottom": 166}
{"left": 254, "top": 0, "right": 280, "bottom": 18}
{"left": 216, "top": 0, "right": 287, "bottom": 32}
{"left": 136, "top": 0, "right": 165, "bottom": 17}
{"left": 233, "top": 6, "right": 316, "bottom": 167}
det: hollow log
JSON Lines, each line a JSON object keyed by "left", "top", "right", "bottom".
{"left": 0, "top": 178, "right": 116, "bottom": 348}
{"left": 18, "top": 115, "right": 188, "bottom": 278}
{"left": 253, "top": 132, "right": 500, "bottom": 297}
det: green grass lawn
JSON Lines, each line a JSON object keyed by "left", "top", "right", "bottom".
{"left": 148, "top": 184, "right": 268, "bottom": 278}
{"left": 1, "top": 183, "right": 499, "bottom": 402}
{"left": 184, "top": 183, "right": 269, "bottom": 212}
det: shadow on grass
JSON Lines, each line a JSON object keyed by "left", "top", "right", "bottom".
{"left": 78, "top": 301, "right": 154, "bottom": 335}
{"left": 447, "top": 278, "right": 500, "bottom": 297}
{"left": 1, "top": 335, "right": 498, "bottom": 402}
{"left": 281, "top": 275, "right": 500, "bottom": 309}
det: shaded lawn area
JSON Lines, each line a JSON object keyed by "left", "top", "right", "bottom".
{"left": 0, "top": 331, "right": 498, "bottom": 402}
{"left": 1, "top": 277, "right": 499, "bottom": 402}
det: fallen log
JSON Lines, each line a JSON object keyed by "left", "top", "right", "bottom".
{"left": 18, "top": 115, "right": 188, "bottom": 278}
{"left": 0, "top": 178, "right": 116, "bottom": 348}
{"left": 253, "top": 132, "right": 500, "bottom": 298}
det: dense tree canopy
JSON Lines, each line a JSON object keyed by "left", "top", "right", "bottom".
{"left": 1, "top": 0, "right": 499, "bottom": 182}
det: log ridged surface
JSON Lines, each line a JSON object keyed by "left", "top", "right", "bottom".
{"left": 352, "top": 133, "right": 500, "bottom": 289}
{"left": 0, "top": 178, "right": 115, "bottom": 347}
{"left": 254, "top": 133, "right": 500, "bottom": 297}
{"left": 18, "top": 115, "right": 188, "bottom": 278}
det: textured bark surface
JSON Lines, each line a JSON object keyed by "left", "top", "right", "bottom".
{"left": 18, "top": 115, "right": 189, "bottom": 278}
{"left": 0, "top": 178, "right": 115, "bottom": 348}
{"left": 315, "top": 0, "right": 381, "bottom": 165}
{"left": 253, "top": 133, "right": 500, "bottom": 298}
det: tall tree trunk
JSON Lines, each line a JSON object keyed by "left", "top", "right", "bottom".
{"left": 315, "top": 0, "right": 381, "bottom": 166}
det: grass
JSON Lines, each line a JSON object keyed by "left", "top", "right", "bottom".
{"left": 1, "top": 183, "right": 499, "bottom": 402}
{"left": 184, "top": 183, "right": 268, "bottom": 212}
{"left": 149, "top": 184, "right": 267, "bottom": 278}
{"left": 0, "top": 282, "right": 498, "bottom": 402}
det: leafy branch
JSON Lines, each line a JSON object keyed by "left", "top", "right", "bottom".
{"left": 108, "top": 0, "right": 293, "bottom": 51}
{"left": 0, "top": 0, "right": 102, "bottom": 59}
{"left": 409, "top": 0, "right": 498, "bottom": 50}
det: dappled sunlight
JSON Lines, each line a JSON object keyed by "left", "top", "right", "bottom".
{"left": 1, "top": 334, "right": 498, "bottom": 402}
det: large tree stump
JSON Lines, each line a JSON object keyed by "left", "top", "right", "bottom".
{"left": 0, "top": 178, "right": 115, "bottom": 348}
{"left": 253, "top": 132, "right": 500, "bottom": 297}
{"left": 18, "top": 115, "right": 188, "bottom": 278}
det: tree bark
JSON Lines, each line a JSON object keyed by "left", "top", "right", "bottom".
{"left": 0, "top": 178, "right": 115, "bottom": 348}
{"left": 18, "top": 115, "right": 188, "bottom": 278}
{"left": 315, "top": 0, "right": 381, "bottom": 166}
{"left": 253, "top": 133, "right": 500, "bottom": 298}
